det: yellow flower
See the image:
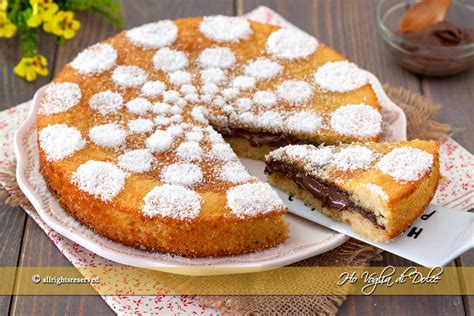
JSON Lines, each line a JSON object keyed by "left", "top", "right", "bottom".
{"left": 14, "top": 55, "right": 48, "bottom": 82}
{"left": 0, "top": 13, "right": 16, "bottom": 37}
{"left": 0, "top": 0, "right": 16, "bottom": 38}
{"left": 43, "top": 10, "right": 80, "bottom": 39}
{"left": 27, "top": 0, "right": 59, "bottom": 28}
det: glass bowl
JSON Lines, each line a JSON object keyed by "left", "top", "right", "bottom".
{"left": 376, "top": 0, "right": 474, "bottom": 76}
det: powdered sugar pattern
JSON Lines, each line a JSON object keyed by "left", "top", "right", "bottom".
{"left": 160, "top": 162, "right": 203, "bottom": 186}
{"left": 39, "top": 83, "right": 81, "bottom": 115}
{"left": 71, "top": 161, "right": 126, "bottom": 202}
{"left": 126, "top": 20, "right": 178, "bottom": 49}
{"left": 89, "top": 123, "right": 126, "bottom": 149}
{"left": 333, "top": 146, "right": 374, "bottom": 171}
{"left": 226, "top": 183, "right": 286, "bottom": 218}
{"left": 330, "top": 104, "right": 382, "bottom": 138}
{"left": 112, "top": 66, "right": 148, "bottom": 88}
{"left": 153, "top": 48, "right": 188, "bottom": 72}
{"left": 89, "top": 90, "right": 123, "bottom": 115}
{"left": 197, "top": 47, "right": 236, "bottom": 69}
{"left": 70, "top": 43, "right": 117, "bottom": 75}
{"left": 314, "top": 61, "right": 368, "bottom": 93}
{"left": 219, "top": 161, "right": 253, "bottom": 183}
{"left": 39, "top": 124, "right": 86, "bottom": 161}
{"left": 266, "top": 28, "right": 318, "bottom": 59}
{"left": 200, "top": 15, "right": 252, "bottom": 43}
{"left": 377, "top": 147, "right": 434, "bottom": 182}
{"left": 118, "top": 149, "right": 155, "bottom": 173}
{"left": 143, "top": 184, "right": 202, "bottom": 220}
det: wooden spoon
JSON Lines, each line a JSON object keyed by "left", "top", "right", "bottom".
{"left": 400, "top": 0, "right": 452, "bottom": 33}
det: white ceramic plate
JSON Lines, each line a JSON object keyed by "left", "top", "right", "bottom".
{"left": 14, "top": 74, "right": 407, "bottom": 276}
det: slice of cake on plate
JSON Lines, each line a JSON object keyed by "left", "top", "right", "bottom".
{"left": 265, "top": 140, "right": 440, "bottom": 242}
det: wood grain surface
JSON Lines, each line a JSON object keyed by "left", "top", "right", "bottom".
{"left": 0, "top": 0, "right": 472, "bottom": 315}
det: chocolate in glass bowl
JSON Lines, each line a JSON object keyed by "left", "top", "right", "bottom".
{"left": 376, "top": 0, "right": 474, "bottom": 76}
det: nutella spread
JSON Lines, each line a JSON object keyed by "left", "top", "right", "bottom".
{"left": 397, "top": 21, "right": 474, "bottom": 47}
{"left": 265, "top": 160, "right": 384, "bottom": 228}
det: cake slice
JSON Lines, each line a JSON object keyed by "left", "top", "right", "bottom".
{"left": 265, "top": 140, "right": 440, "bottom": 242}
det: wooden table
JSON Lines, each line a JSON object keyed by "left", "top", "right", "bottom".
{"left": 1, "top": 0, "right": 472, "bottom": 314}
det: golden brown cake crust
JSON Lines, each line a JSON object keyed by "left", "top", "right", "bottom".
{"left": 36, "top": 16, "right": 384, "bottom": 256}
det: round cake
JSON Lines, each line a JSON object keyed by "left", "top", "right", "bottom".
{"left": 36, "top": 16, "right": 383, "bottom": 257}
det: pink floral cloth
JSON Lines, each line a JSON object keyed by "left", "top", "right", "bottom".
{"left": 1, "top": 7, "right": 472, "bottom": 315}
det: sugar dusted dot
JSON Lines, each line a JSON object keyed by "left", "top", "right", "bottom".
{"left": 377, "top": 147, "right": 434, "bottom": 182}
{"left": 286, "top": 112, "right": 323, "bottom": 135}
{"left": 267, "top": 28, "right": 318, "bottom": 60}
{"left": 197, "top": 47, "right": 235, "bottom": 69}
{"left": 334, "top": 146, "right": 374, "bottom": 171}
{"left": 306, "top": 147, "right": 333, "bottom": 167}
{"left": 222, "top": 87, "right": 239, "bottom": 100}
{"left": 141, "top": 80, "right": 166, "bottom": 97}
{"left": 200, "top": 16, "right": 252, "bottom": 43}
{"left": 205, "top": 126, "right": 224, "bottom": 144}
{"left": 236, "top": 112, "right": 257, "bottom": 126}
{"left": 256, "top": 111, "right": 283, "bottom": 132}
{"left": 169, "top": 105, "right": 182, "bottom": 115}
{"left": 39, "top": 124, "right": 85, "bottom": 161}
{"left": 226, "top": 183, "right": 286, "bottom": 218}
{"left": 169, "top": 114, "right": 182, "bottom": 123}
{"left": 253, "top": 90, "right": 277, "bottom": 107}
{"left": 191, "top": 106, "right": 209, "bottom": 124}
{"left": 142, "top": 184, "right": 202, "bottom": 221}
{"left": 70, "top": 43, "right": 117, "bottom": 75}
{"left": 180, "top": 84, "right": 197, "bottom": 95}
{"left": 71, "top": 161, "right": 126, "bottom": 202}
{"left": 146, "top": 130, "right": 173, "bottom": 152}
{"left": 153, "top": 48, "right": 188, "bottom": 72}
{"left": 126, "top": 97, "right": 152, "bottom": 115}
{"left": 118, "top": 149, "right": 155, "bottom": 173}
{"left": 314, "top": 61, "right": 368, "bottom": 92}
{"left": 234, "top": 98, "right": 252, "bottom": 112}
{"left": 160, "top": 162, "right": 203, "bottom": 186}
{"left": 89, "top": 123, "right": 127, "bottom": 149}
{"left": 112, "top": 65, "right": 148, "bottom": 88}
{"left": 267, "top": 145, "right": 333, "bottom": 170}
{"left": 152, "top": 102, "right": 171, "bottom": 115}
{"left": 232, "top": 76, "right": 256, "bottom": 90}
{"left": 154, "top": 116, "right": 171, "bottom": 126}
{"left": 244, "top": 58, "right": 282, "bottom": 80}
{"left": 277, "top": 80, "right": 313, "bottom": 105}
{"left": 330, "top": 104, "right": 382, "bottom": 138}
{"left": 89, "top": 90, "right": 123, "bottom": 115}
{"left": 39, "top": 82, "right": 82, "bottom": 115}
{"left": 126, "top": 20, "right": 178, "bottom": 49}
{"left": 168, "top": 71, "right": 193, "bottom": 86}
{"left": 209, "top": 143, "right": 237, "bottom": 162}
{"left": 366, "top": 183, "right": 388, "bottom": 201}
{"left": 128, "top": 118, "right": 154, "bottom": 134}
{"left": 219, "top": 161, "right": 252, "bottom": 184}
{"left": 185, "top": 129, "right": 203, "bottom": 142}
{"left": 201, "top": 83, "right": 219, "bottom": 95}
{"left": 200, "top": 68, "right": 227, "bottom": 84}
{"left": 176, "top": 141, "right": 203, "bottom": 161}
{"left": 163, "top": 90, "right": 180, "bottom": 104}
{"left": 166, "top": 124, "right": 185, "bottom": 137}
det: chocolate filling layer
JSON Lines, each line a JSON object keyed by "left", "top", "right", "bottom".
{"left": 223, "top": 128, "right": 313, "bottom": 148}
{"left": 265, "top": 160, "right": 385, "bottom": 229}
